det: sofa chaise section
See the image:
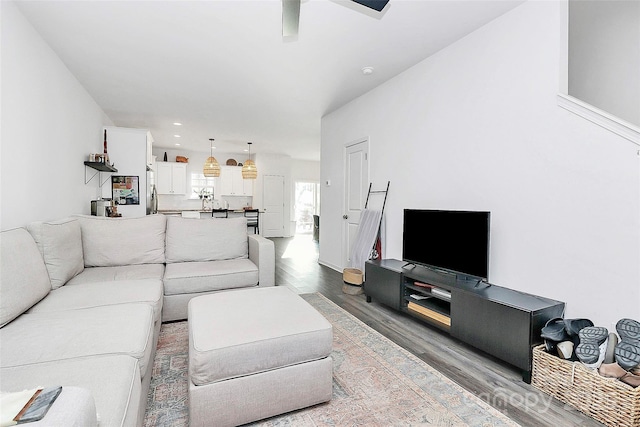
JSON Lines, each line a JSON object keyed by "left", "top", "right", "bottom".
{"left": 1, "top": 225, "right": 158, "bottom": 426}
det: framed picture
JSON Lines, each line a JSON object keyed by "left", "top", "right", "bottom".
{"left": 112, "top": 175, "right": 140, "bottom": 205}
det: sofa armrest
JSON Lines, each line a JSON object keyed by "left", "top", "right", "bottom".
{"left": 248, "top": 235, "right": 275, "bottom": 287}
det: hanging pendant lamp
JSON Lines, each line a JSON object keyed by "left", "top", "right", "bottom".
{"left": 242, "top": 142, "right": 257, "bottom": 179}
{"left": 203, "top": 138, "right": 220, "bottom": 177}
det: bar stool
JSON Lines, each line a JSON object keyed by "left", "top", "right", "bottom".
{"left": 244, "top": 209, "right": 259, "bottom": 234}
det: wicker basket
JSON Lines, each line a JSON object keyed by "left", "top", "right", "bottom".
{"left": 532, "top": 345, "right": 640, "bottom": 427}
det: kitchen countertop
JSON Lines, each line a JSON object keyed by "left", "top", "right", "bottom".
{"left": 157, "top": 209, "right": 263, "bottom": 215}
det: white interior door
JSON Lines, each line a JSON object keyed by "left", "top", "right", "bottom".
{"left": 263, "top": 175, "right": 285, "bottom": 237}
{"left": 343, "top": 139, "right": 369, "bottom": 268}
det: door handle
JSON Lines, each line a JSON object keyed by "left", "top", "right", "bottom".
{"left": 343, "top": 215, "right": 348, "bottom": 219}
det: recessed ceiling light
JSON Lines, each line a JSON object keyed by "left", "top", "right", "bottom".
{"left": 243, "top": 149, "right": 249, "bottom": 152}
{"left": 361, "top": 66, "right": 374, "bottom": 75}
{"left": 175, "top": 143, "right": 181, "bottom": 146}
{"left": 173, "top": 134, "right": 181, "bottom": 138}
{"left": 173, "top": 122, "right": 182, "bottom": 126}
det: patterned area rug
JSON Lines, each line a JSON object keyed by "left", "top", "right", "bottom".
{"left": 144, "top": 293, "right": 519, "bottom": 426}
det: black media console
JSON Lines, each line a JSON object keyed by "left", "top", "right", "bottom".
{"left": 364, "top": 259, "right": 565, "bottom": 382}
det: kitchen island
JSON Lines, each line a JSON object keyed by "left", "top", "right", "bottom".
{"left": 156, "top": 210, "right": 262, "bottom": 235}
{"left": 157, "top": 209, "right": 261, "bottom": 219}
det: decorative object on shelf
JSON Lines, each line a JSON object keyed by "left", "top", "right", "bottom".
{"left": 225, "top": 159, "right": 237, "bottom": 166}
{"left": 203, "top": 139, "right": 221, "bottom": 177}
{"left": 163, "top": 152, "right": 168, "bottom": 162}
{"left": 103, "top": 129, "right": 108, "bottom": 156}
{"left": 241, "top": 142, "right": 257, "bottom": 179}
{"left": 176, "top": 156, "right": 189, "bottom": 163}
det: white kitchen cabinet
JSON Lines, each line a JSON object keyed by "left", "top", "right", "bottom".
{"left": 218, "top": 166, "right": 253, "bottom": 196}
{"left": 156, "top": 162, "right": 186, "bottom": 194}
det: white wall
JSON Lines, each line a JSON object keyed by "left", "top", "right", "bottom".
{"left": 291, "top": 160, "right": 320, "bottom": 183}
{"left": 1, "top": 2, "right": 112, "bottom": 230}
{"left": 569, "top": 0, "right": 640, "bottom": 126}
{"left": 320, "top": 0, "right": 640, "bottom": 328}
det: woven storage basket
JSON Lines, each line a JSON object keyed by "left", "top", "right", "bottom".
{"left": 532, "top": 345, "right": 640, "bottom": 427}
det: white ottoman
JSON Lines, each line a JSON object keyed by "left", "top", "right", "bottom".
{"left": 188, "top": 287, "right": 333, "bottom": 427}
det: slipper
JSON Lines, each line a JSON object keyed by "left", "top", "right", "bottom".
{"left": 564, "top": 318, "right": 594, "bottom": 338}
{"left": 541, "top": 317, "right": 570, "bottom": 342}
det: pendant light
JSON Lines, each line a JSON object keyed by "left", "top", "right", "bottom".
{"left": 242, "top": 142, "right": 257, "bottom": 179}
{"left": 203, "top": 138, "right": 220, "bottom": 177}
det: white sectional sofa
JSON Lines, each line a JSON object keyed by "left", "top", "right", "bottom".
{"left": 0, "top": 215, "right": 275, "bottom": 426}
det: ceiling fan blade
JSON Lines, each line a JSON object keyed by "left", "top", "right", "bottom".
{"left": 282, "top": 0, "right": 300, "bottom": 38}
{"left": 351, "top": 0, "right": 390, "bottom": 12}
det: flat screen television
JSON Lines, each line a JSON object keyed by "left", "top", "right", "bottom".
{"left": 402, "top": 209, "right": 490, "bottom": 280}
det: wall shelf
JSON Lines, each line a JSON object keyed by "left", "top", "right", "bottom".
{"left": 84, "top": 161, "right": 117, "bottom": 172}
{"left": 84, "top": 161, "right": 118, "bottom": 186}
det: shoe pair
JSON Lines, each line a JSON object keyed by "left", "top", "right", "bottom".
{"left": 576, "top": 318, "right": 640, "bottom": 371}
{"left": 614, "top": 318, "right": 640, "bottom": 371}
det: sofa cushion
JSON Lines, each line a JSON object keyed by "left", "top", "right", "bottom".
{"left": 164, "top": 259, "right": 259, "bottom": 296}
{"left": 75, "top": 215, "right": 166, "bottom": 267}
{"left": 66, "top": 264, "right": 165, "bottom": 285}
{"left": 0, "top": 228, "right": 51, "bottom": 328}
{"left": 27, "top": 218, "right": 84, "bottom": 289}
{"left": 0, "top": 304, "right": 154, "bottom": 378}
{"left": 165, "top": 216, "right": 248, "bottom": 263}
{"left": 27, "top": 279, "right": 164, "bottom": 324}
{"left": 0, "top": 355, "right": 141, "bottom": 427}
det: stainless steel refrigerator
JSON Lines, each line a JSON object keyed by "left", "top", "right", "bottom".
{"left": 146, "top": 166, "right": 157, "bottom": 214}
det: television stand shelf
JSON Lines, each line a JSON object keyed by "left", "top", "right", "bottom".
{"left": 404, "top": 281, "right": 452, "bottom": 330}
{"left": 364, "top": 259, "right": 565, "bottom": 382}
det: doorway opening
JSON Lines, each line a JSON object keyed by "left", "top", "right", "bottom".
{"left": 294, "top": 182, "right": 319, "bottom": 236}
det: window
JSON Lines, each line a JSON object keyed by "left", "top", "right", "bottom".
{"left": 294, "top": 182, "right": 320, "bottom": 234}
{"left": 190, "top": 173, "right": 215, "bottom": 199}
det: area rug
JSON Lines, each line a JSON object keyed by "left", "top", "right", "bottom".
{"left": 144, "top": 293, "right": 520, "bottom": 426}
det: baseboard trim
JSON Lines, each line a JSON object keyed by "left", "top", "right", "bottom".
{"left": 317, "top": 259, "right": 342, "bottom": 273}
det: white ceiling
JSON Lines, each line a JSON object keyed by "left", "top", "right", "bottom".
{"left": 16, "top": 0, "right": 524, "bottom": 161}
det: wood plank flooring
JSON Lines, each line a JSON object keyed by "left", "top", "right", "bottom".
{"left": 273, "top": 235, "right": 604, "bottom": 427}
